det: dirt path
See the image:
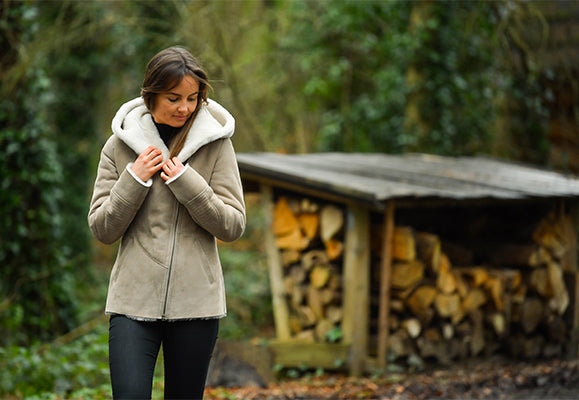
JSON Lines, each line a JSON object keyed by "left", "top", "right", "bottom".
{"left": 206, "top": 357, "right": 579, "bottom": 399}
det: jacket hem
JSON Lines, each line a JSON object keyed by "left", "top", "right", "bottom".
{"left": 106, "top": 311, "right": 226, "bottom": 322}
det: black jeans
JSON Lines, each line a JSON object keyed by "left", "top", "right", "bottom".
{"left": 108, "top": 315, "right": 219, "bottom": 400}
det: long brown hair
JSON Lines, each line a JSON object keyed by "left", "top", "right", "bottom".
{"left": 141, "top": 46, "right": 211, "bottom": 158}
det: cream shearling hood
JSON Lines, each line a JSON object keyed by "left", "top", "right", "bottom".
{"left": 111, "top": 96, "right": 235, "bottom": 161}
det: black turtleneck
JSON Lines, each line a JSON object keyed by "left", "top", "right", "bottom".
{"left": 153, "top": 118, "right": 179, "bottom": 148}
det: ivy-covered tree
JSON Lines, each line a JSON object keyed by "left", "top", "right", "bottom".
{"left": 0, "top": 1, "right": 78, "bottom": 345}
{"left": 279, "top": 1, "right": 504, "bottom": 155}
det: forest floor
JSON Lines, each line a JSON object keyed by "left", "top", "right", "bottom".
{"left": 205, "top": 356, "right": 579, "bottom": 400}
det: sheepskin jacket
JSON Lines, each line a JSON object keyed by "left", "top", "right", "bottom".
{"left": 88, "top": 97, "right": 246, "bottom": 320}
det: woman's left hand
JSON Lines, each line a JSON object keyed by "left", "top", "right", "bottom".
{"left": 160, "top": 157, "right": 185, "bottom": 181}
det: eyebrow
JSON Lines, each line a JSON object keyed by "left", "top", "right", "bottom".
{"left": 168, "top": 91, "right": 199, "bottom": 97}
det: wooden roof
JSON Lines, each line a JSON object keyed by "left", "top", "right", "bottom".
{"left": 237, "top": 152, "right": 579, "bottom": 208}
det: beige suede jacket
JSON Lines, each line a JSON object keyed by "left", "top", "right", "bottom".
{"left": 88, "top": 97, "right": 245, "bottom": 320}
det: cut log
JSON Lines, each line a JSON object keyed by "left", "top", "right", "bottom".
{"left": 276, "top": 226, "right": 309, "bottom": 250}
{"left": 512, "top": 284, "right": 527, "bottom": 304}
{"left": 327, "top": 274, "right": 342, "bottom": 291}
{"left": 470, "top": 309, "right": 485, "bottom": 356}
{"left": 533, "top": 212, "right": 567, "bottom": 260}
{"left": 306, "top": 286, "right": 324, "bottom": 320}
{"left": 459, "top": 267, "right": 489, "bottom": 288}
{"left": 529, "top": 246, "right": 552, "bottom": 267}
{"left": 437, "top": 262, "right": 457, "bottom": 294}
{"left": 320, "top": 205, "right": 344, "bottom": 241}
{"left": 300, "top": 198, "right": 319, "bottom": 214}
{"left": 521, "top": 297, "right": 544, "bottom": 334}
{"left": 297, "top": 306, "right": 317, "bottom": 327}
{"left": 560, "top": 214, "right": 578, "bottom": 272}
{"left": 301, "top": 250, "right": 329, "bottom": 271}
{"left": 288, "top": 265, "right": 307, "bottom": 285}
{"left": 289, "top": 285, "right": 305, "bottom": 310}
{"left": 529, "top": 268, "right": 553, "bottom": 298}
{"left": 391, "top": 260, "right": 425, "bottom": 289}
{"left": 416, "top": 232, "right": 441, "bottom": 272}
{"left": 326, "top": 306, "right": 343, "bottom": 324}
{"left": 402, "top": 318, "right": 422, "bottom": 339}
{"left": 453, "top": 271, "right": 469, "bottom": 298}
{"left": 406, "top": 285, "right": 437, "bottom": 319}
{"left": 289, "top": 315, "right": 302, "bottom": 334}
{"left": 310, "top": 265, "right": 332, "bottom": 288}
{"left": 281, "top": 250, "right": 302, "bottom": 267}
{"left": 324, "top": 238, "right": 343, "bottom": 261}
{"left": 319, "top": 288, "right": 335, "bottom": 305}
{"left": 298, "top": 213, "right": 319, "bottom": 240}
{"left": 393, "top": 227, "right": 416, "bottom": 261}
{"left": 461, "top": 288, "right": 487, "bottom": 314}
{"left": 442, "top": 323, "right": 454, "bottom": 340}
{"left": 547, "top": 261, "right": 569, "bottom": 314}
{"left": 484, "top": 276, "right": 504, "bottom": 311}
{"left": 434, "top": 293, "right": 463, "bottom": 323}
{"left": 488, "top": 312, "right": 507, "bottom": 337}
{"left": 387, "top": 330, "right": 412, "bottom": 358}
{"left": 315, "top": 319, "right": 335, "bottom": 341}
{"left": 273, "top": 197, "right": 300, "bottom": 236}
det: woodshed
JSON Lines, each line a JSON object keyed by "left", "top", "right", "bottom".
{"left": 237, "top": 152, "right": 579, "bottom": 375}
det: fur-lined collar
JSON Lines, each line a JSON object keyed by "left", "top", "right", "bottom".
{"left": 111, "top": 97, "right": 235, "bottom": 161}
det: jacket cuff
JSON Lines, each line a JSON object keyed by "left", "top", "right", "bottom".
{"left": 126, "top": 163, "right": 153, "bottom": 187}
{"left": 164, "top": 163, "right": 189, "bottom": 185}
{"left": 114, "top": 166, "right": 152, "bottom": 204}
{"left": 167, "top": 165, "right": 209, "bottom": 204}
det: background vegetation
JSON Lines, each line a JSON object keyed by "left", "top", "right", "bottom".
{"left": 0, "top": 0, "right": 574, "bottom": 398}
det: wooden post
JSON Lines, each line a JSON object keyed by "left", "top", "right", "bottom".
{"left": 377, "top": 200, "right": 395, "bottom": 368}
{"left": 342, "top": 203, "right": 370, "bottom": 376}
{"left": 567, "top": 200, "right": 579, "bottom": 358}
{"left": 260, "top": 184, "right": 291, "bottom": 340}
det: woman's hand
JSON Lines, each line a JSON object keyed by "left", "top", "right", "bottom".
{"left": 131, "top": 146, "right": 164, "bottom": 181}
{"left": 161, "top": 157, "right": 185, "bottom": 181}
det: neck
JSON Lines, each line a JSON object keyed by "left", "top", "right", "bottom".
{"left": 152, "top": 117, "right": 179, "bottom": 148}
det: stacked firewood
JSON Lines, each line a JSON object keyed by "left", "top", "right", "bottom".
{"left": 273, "top": 196, "right": 345, "bottom": 342}
{"left": 383, "top": 210, "right": 576, "bottom": 364}
{"left": 271, "top": 192, "right": 577, "bottom": 363}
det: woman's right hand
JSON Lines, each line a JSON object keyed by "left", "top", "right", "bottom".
{"left": 131, "top": 146, "right": 164, "bottom": 181}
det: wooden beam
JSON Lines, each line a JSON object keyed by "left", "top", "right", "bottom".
{"left": 567, "top": 200, "right": 579, "bottom": 358}
{"left": 269, "top": 341, "right": 349, "bottom": 370}
{"left": 377, "top": 200, "right": 395, "bottom": 368}
{"left": 260, "top": 184, "right": 291, "bottom": 340}
{"left": 342, "top": 203, "right": 371, "bottom": 376}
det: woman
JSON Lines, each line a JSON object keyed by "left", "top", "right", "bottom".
{"left": 88, "top": 46, "right": 246, "bottom": 400}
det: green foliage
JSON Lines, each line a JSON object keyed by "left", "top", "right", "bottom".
{"left": 281, "top": 1, "right": 415, "bottom": 153}
{"left": 407, "top": 1, "right": 501, "bottom": 155}
{"left": 219, "top": 247, "right": 272, "bottom": 339}
{"left": 0, "top": 2, "right": 79, "bottom": 345}
{"left": 0, "top": 325, "right": 110, "bottom": 398}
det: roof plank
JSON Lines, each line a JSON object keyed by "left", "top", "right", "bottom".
{"left": 236, "top": 152, "right": 579, "bottom": 204}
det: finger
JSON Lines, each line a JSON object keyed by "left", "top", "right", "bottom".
{"left": 171, "top": 157, "right": 183, "bottom": 167}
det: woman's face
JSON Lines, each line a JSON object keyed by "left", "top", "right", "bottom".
{"left": 151, "top": 75, "right": 200, "bottom": 127}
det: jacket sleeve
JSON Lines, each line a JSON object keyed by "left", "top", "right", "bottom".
{"left": 88, "top": 137, "right": 151, "bottom": 244}
{"left": 167, "top": 139, "right": 246, "bottom": 242}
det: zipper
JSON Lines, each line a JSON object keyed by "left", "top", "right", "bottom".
{"left": 162, "top": 204, "right": 180, "bottom": 319}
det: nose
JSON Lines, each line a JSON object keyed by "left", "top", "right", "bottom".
{"left": 177, "top": 101, "right": 188, "bottom": 112}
